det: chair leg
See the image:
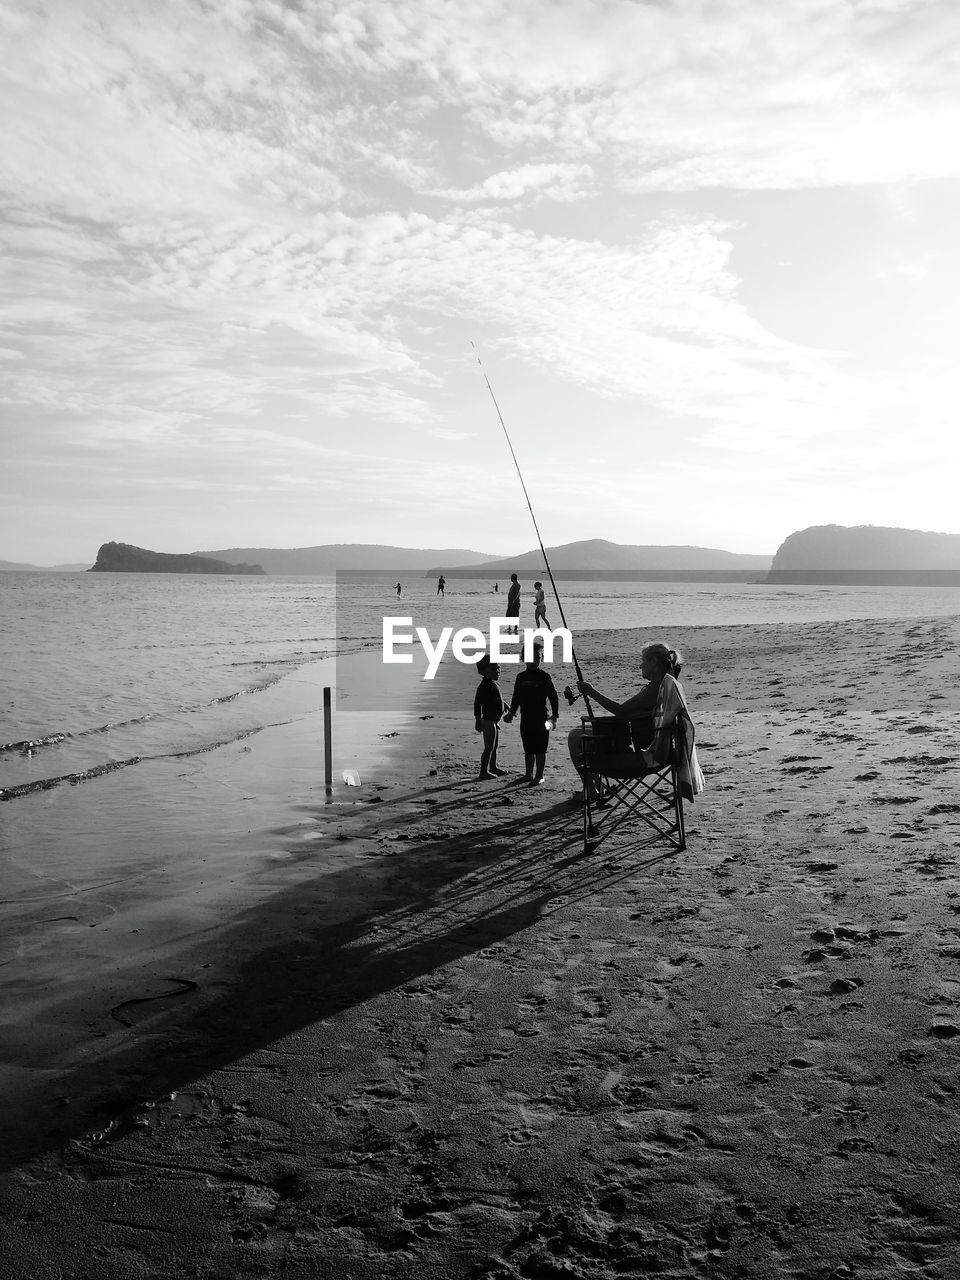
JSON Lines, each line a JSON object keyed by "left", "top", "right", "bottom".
{"left": 673, "top": 764, "right": 686, "bottom": 852}
{"left": 583, "top": 773, "right": 600, "bottom": 852}
{"left": 578, "top": 751, "right": 690, "bottom": 856}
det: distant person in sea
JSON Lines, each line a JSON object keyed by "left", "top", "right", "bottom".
{"left": 505, "top": 572, "right": 521, "bottom": 631}
{"left": 503, "top": 641, "right": 559, "bottom": 785}
{"left": 533, "top": 580, "right": 549, "bottom": 628}
{"left": 494, "top": 583, "right": 498, "bottom": 593}
{"left": 437, "top": 574, "right": 446, "bottom": 597}
{"left": 568, "top": 643, "right": 703, "bottom": 801}
{"left": 396, "top": 582, "right": 401, "bottom": 597}
{"left": 474, "top": 656, "right": 508, "bottom": 780}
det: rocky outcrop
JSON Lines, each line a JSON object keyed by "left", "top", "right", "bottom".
{"left": 767, "top": 525, "right": 960, "bottom": 583}
{"left": 89, "top": 542, "right": 265, "bottom": 575}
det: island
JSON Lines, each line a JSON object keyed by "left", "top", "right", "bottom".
{"left": 88, "top": 542, "right": 265, "bottom": 575}
{"left": 766, "top": 524, "right": 960, "bottom": 584}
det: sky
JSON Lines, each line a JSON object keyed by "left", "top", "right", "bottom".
{"left": 2, "top": 0, "right": 959, "bottom": 564}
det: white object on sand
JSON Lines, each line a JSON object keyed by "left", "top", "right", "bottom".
{"left": 342, "top": 769, "right": 361, "bottom": 787}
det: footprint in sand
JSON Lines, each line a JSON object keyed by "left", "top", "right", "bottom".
{"left": 927, "top": 1023, "right": 960, "bottom": 1039}
{"left": 828, "top": 977, "right": 864, "bottom": 996}
{"left": 571, "top": 988, "right": 609, "bottom": 1020}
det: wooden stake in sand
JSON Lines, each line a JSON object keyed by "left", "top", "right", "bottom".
{"left": 323, "top": 686, "right": 332, "bottom": 794}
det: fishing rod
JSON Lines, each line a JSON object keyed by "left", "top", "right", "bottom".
{"left": 471, "top": 342, "right": 595, "bottom": 720}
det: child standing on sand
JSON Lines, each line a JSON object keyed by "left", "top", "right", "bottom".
{"left": 503, "top": 641, "right": 559, "bottom": 785}
{"left": 474, "top": 656, "right": 507, "bottom": 779}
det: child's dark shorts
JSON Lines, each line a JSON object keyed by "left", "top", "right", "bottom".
{"left": 520, "top": 719, "right": 549, "bottom": 754}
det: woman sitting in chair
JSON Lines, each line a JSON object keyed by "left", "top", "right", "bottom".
{"left": 568, "top": 643, "right": 698, "bottom": 800}
{"left": 571, "top": 641, "right": 680, "bottom": 745}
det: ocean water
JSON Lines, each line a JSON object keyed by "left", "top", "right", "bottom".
{"left": 5, "top": 569, "right": 960, "bottom": 800}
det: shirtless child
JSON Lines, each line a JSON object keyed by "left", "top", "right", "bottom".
{"left": 474, "top": 656, "right": 508, "bottom": 779}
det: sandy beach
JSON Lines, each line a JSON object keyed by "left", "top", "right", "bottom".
{"left": 2, "top": 613, "right": 960, "bottom": 1278}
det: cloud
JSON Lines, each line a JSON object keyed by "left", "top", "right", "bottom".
{"left": 428, "top": 427, "right": 474, "bottom": 441}
{"left": 429, "top": 163, "right": 596, "bottom": 204}
{"left": 2, "top": 0, "right": 959, "bottom": 560}
{"left": 3, "top": 195, "right": 823, "bottom": 445}
{"left": 297, "top": 0, "right": 960, "bottom": 190}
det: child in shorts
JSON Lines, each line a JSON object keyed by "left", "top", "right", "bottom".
{"left": 474, "top": 655, "right": 507, "bottom": 779}
{"left": 503, "top": 641, "right": 559, "bottom": 785}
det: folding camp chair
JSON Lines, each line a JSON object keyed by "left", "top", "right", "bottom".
{"left": 578, "top": 715, "right": 687, "bottom": 855}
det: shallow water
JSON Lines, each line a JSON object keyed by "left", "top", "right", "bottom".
{"left": 4, "top": 569, "right": 960, "bottom": 803}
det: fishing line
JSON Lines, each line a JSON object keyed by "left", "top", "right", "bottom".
{"left": 471, "top": 341, "right": 595, "bottom": 719}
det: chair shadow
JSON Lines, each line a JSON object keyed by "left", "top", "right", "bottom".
{"left": 0, "top": 782, "right": 676, "bottom": 1172}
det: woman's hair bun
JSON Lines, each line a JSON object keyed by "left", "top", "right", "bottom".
{"left": 643, "top": 642, "right": 682, "bottom": 676}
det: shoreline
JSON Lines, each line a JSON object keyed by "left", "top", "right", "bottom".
{"left": 3, "top": 612, "right": 960, "bottom": 1276}
{"left": 0, "top": 646, "right": 441, "bottom": 1168}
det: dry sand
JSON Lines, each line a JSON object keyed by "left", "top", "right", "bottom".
{"left": 2, "top": 614, "right": 959, "bottom": 1279}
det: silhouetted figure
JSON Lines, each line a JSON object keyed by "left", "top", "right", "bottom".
{"left": 474, "top": 656, "right": 507, "bottom": 779}
{"left": 533, "top": 580, "right": 549, "bottom": 628}
{"left": 396, "top": 582, "right": 401, "bottom": 597}
{"left": 437, "top": 575, "right": 445, "bottom": 597}
{"left": 505, "top": 572, "right": 520, "bottom": 631}
{"left": 503, "top": 642, "right": 558, "bottom": 785}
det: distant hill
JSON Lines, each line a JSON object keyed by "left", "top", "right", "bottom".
{"left": 89, "top": 542, "right": 265, "bottom": 575}
{"left": 768, "top": 525, "right": 960, "bottom": 582}
{"left": 0, "top": 555, "right": 40, "bottom": 570}
{"left": 195, "top": 544, "right": 497, "bottom": 573}
{"left": 432, "top": 538, "right": 772, "bottom": 578}
{"left": 0, "top": 559, "right": 91, "bottom": 572}
{"left": 0, "top": 559, "right": 41, "bottom": 571}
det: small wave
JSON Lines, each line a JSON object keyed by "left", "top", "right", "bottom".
{"left": 0, "top": 732, "right": 68, "bottom": 755}
{"left": 0, "top": 727, "right": 262, "bottom": 803}
{"left": 0, "top": 669, "right": 301, "bottom": 757}
{"left": 0, "top": 755, "right": 143, "bottom": 800}
{"left": 184, "top": 671, "right": 287, "bottom": 711}
{"left": 78, "top": 713, "right": 156, "bottom": 738}
{"left": 166, "top": 727, "right": 260, "bottom": 759}
{"left": 228, "top": 648, "right": 331, "bottom": 669}
{"left": 0, "top": 713, "right": 160, "bottom": 757}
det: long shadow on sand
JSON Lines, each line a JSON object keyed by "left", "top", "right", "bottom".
{"left": 1, "top": 780, "right": 676, "bottom": 1172}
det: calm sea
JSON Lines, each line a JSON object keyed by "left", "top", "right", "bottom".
{"left": 5, "top": 569, "right": 960, "bottom": 803}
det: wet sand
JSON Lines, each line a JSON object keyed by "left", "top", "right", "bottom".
{"left": 2, "top": 615, "right": 960, "bottom": 1278}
